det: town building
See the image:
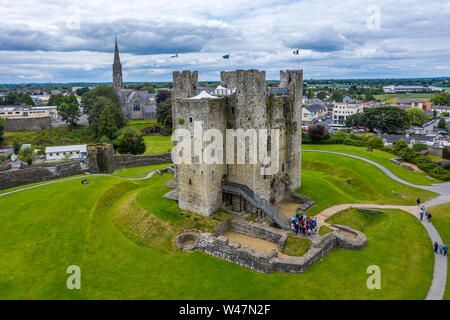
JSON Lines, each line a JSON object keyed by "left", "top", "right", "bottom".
{"left": 302, "top": 104, "right": 327, "bottom": 123}
{"left": 332, "top": 102, "right": 363, "bottom": 125}
{"left": 45, "top": 145, "right": 87, "bottom": 162}
{"left": 396, "top": 99, "right": 432, "bottom": 111}
{"left": 0, "top": 105, "right": 58, "bottom": 120}
{"left": 432, "top": 105, "right": 450, "bottom": 115}
{"left": 112, "top": 39, "right": 157, "bottom": 120}
{"left": 383, "top": 85, "right": 443, "bottom": 93}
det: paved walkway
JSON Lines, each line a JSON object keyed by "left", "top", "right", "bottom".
{"left": 304, "top": 149, "right": 449, "bottom": 300}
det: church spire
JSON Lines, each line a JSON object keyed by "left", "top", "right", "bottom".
{"left": 112, "top": 36, "right": 123, "bottom": 90}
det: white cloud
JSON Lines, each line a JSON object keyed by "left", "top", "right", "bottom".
{"left": 0, "top": 0, "right": 449, "bottom": 82}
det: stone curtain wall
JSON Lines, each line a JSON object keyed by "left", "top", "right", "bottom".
{"left": 5, "top": 117, "right": 51, "bottom": 132}
{"left": 109, "top": 153, "right": 172, "bottom": 172}
{"left": 0, "top": 162, "right": 83, "bottom": 190}
{"left": 176, "top": 219, "right": 367, "bottom": 274}
{"left": 85, "top": 144, "right": 171, "bottom": 173}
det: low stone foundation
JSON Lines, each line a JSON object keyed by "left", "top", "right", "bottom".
{"left": 176, "top": 219, "right": 367, "bottom": 274}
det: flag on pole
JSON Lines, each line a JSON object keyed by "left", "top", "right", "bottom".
{"left": 171, "top": 50, "right": 179, "bottom": 58}
{"left": 223, "top": 54, "right": 230, "bottom": 59}
{"left": 292, "top": 49, "right": 299, "bottom": 55}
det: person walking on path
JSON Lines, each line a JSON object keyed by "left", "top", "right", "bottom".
{"left": 443, "top": 245, "right": 448, "bottom": 256}
{"left": 420, "top": 210, "right": 424, "bottom": 221}
{"left": 434, "top": 242, "right": 439, "bottom": 254}
{"left": 439, "top": 244, "right": 444, "bottom": 255}
{"left": 427, "top": 212, "right": 432, "bottom": 223}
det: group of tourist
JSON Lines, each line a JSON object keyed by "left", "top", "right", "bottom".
{"left": 290, "top": 213, "right": 318, "bottom": 237}
{"left": 434, "top": 242, "right": 448, "bottom": 256}
{"left": 419, "top": 205, "right": 432, "bottom": 222}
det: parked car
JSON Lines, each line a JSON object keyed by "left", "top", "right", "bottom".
{"left": 438, "top": 130, "right": 448, "bottom": 135}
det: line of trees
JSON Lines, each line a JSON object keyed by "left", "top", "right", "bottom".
{"left": 345, "top": 106, "right": 410, "bottom": 134}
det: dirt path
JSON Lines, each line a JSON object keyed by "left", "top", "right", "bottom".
{"left": 276, "top": 200, "right": 301, "bottom": 219}
{"left": 222, "top": 231, "right": 290, "bottom": 258}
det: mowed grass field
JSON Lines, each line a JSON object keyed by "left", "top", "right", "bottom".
{"left": 112, "top": 163, "right": 172, "bottom": 178}
{"left": 298, "top": 151, "right": 437, "bottom": 216}
{"left": 143, "top": 135, "right": 172, "bottom": 154}
{"left": 373, "top": 93, "right": 434, "bottom": 104}
{"left": 429, "top": 202, "right": 450, "bottom": 300}
{"left": 302, "top": 144, "right": 440, "bottom": 186}
{"left": 0, "top": 152, "right": 437, "bottom": 299}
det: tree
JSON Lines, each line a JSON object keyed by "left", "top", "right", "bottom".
{"left": 88, "top": 96, "right": 125, "bottom": 137}
{"left": 0, "top": 118, "right": 4, "bottom": 145}
{"left": 48, "top": 94, "right": 64, "bottom": 106}
{"left": 59, "top": 101, "right": 81, "bottom": 126}
{"left": 412, "top": 143, "right": 428, "bottom": 152}
{"left": 330, "top": 91, "right": 344, "bottom": 102}
{"left": 75, "top": 87, "right": 90, "bottom": 96}
{"left": 156, "top": 90, "right": 171, "bottom": 105}
{"left": 438, "top": 118, "right": 448, "bottom": 129}
{"left": 394, "top": 139, "right": 409, "bottom": 154}
{"left": 433, "top": 109, "right": 437, "bottom": 119}
{"left": 19, "top": 147, "right": 34, "bottom": 165}
{"left": 307, "top": 124, "right": 329, "bottom": 140}
{"left": 96, "top": 105, "right": 119, "bottom": 140}
{"left": 316, "top": 91, "right": 327, "bottom": 100}
{"left": 368, "top": 136, "right": 384, "bottom": 149}
{"left": 406, "top": 108, "right": 427, "bottom": 126}
{"left": 433, "top": 92, "right": 450, "bottom": 106}
{"left": 156, "top": 98, "right": 173, "bottom": 128}
{"left": 115, "top": 127, "right": 146, "bottom": 155}
{"left": 81, "top": 85, "right": 125, "bottom": 131}
{"left": 346, "top": 107, "right": 409, "bottom": 134}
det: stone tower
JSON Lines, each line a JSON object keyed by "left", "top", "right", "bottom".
{"left": 112, "top": 37, "right": 123, "bottom": 90}
{"left": 172, "top": 69, "right": 303, "bottom": 218}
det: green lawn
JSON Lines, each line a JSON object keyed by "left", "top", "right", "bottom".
{"left": 302, "top": 144, "right": 440, "bottom": 185}
{"left": 282, "top": 234, "right": 311, "bottom": 256}
{"left": 429, "top": 202, "right": 450, "bottom": 300}
{"left": 319, "top": 225, "right": 334, "bottom": 236}
{"left": 373, "top": 93, "right": 434, "bottom": 104}
{"left": 128, "top": 120, "right": 159, "bottom": 131}
{"left": 143, "top": 135, "right": 172, "bottom": 154}
{"left": 298, "top": 151, "right": 437, "bottom": 216}
{"left": 112, "top": 163, "right": 172, "bottom": 178}
{"left": 0, "top": 170, "right": 435, "bottom": 299}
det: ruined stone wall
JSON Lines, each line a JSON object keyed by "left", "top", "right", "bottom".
{"left": 85, "top": 144, "right": 171, "bottom": 173}
{"left": 177, "top": 223, "right": 367, "bottom": 274}
{"left": 0, "top": 162, "right": 83, "bottom": 190}
{"left": 5, "top": 117, "right": 51, "bottom": 132}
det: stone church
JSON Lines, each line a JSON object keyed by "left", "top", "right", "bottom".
{"left": 112, "top": 39, "right": 156, "bottom": 120}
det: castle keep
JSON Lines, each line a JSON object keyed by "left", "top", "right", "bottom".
{"left": 171, "top": 69, "right": 303, "bottom": 227}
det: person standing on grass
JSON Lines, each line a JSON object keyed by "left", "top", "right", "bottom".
{"left": 417, "top": 197, "right": 421, "bottom": 206}
{"left": 427, "top": 212, "right": 432, "bottom": 223}
{"left": 434, "top": 242, "right": 439, "bottom": 254}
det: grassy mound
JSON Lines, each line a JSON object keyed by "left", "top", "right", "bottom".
{"left": 429, "top": 202, "right": 450, "bottom": 300}
{"left": 0, "top": 162, "right": 435, "bottom": 299}
{"left": 319, "top": 225, "right": 334, "bottom": 236}
{"left": 326, "top": 208, "right": 387, "bottom": 232}
{"left": 298, "top": 151, "right": 437, "bottom": 216}
{"left": 302, "top": 144, "right": 440, "bottom": 185}
{"left": 112, "top": 163, "right": 172, "bottom": 178}
{"left": 282, "top": 234, "right": 311, "bottom": 256}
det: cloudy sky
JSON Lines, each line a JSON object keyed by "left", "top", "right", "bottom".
{"left": 1, "top": 0, "right": 449, "bottom": 83}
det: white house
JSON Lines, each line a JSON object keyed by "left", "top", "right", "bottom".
{"left": 332, "top": 102, "right": 363, "bottom": 125}
{"left": 45, "top": 145, "right": 87, "bottom": 162}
